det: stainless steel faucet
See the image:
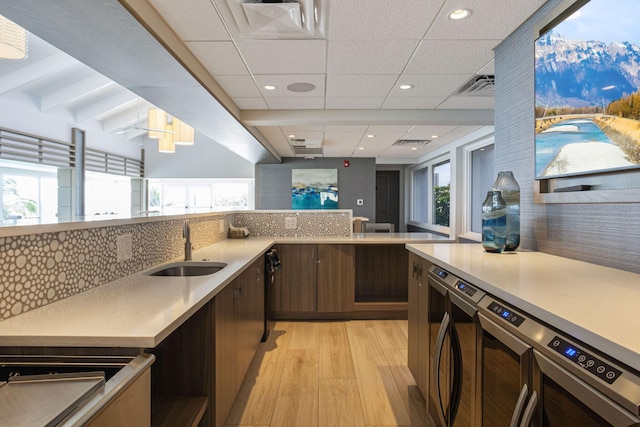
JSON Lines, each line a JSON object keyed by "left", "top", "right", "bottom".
{"left": 183, "top": 220, "right": 192, "bottom": 261}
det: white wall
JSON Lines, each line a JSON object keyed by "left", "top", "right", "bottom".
{"left": 144, "top": 131, "right": 255, "bottom": 179}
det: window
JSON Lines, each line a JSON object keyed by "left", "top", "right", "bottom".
{"left": 459, "top": 139, "right": 495, "bottom": 240}
{"left": 412, "top": 167, "right": 429, "bottom": 222}
{"left": 85, "top": 171, "right": 132, "bottom": 217}
{"left": 433, "top": 160, "right": 451, "bottom": 227}
{"left": 411, "top": 155, "right": 451, "bottom": 232}
{"left": 148, "top": 179, "right": 254, "bottom": 213}
{"left": 1, "top": 164, "right": 58, "bottom": 225}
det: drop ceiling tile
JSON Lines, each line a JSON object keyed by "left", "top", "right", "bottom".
{"left": 233, "top": 97, "right": 268, "bottom": 109}
{"left": 236, "top": 40, "right": 326, "bottom": 74}
{"left": 265, "top": 97, "right": 325, "bottom": 109}
{"left": 149, "top": 0, "right": 230, "bottom": 41}
{"left": 402, "top": 125, "right": 459, "bottom": 139}
{"left": 404, "top": 40, "right": 499, "bottom": 75}
{"left": 381, "top": 96, "right": 445, "bottom": 109}
{"left": 437, "top": 96, "right": 495, "bottom": 109}
{"left": 254, "top": 74, "right": 325, "bottom": 97}
{"left": 215, "top": 75, "right": 261, "bottom": 97}
{"left": 325, "top": 97, "right": 385, "bottom": 109}
{"left": 425, "top": 0, "right": 547, "bottom": 40}
{"left": 186, "top": 41, "right": 249, "bottom": 75}
{"left": 390, "top": 74, "right": 470, "bottom": 97}
{"left": 327, "top": 40, "right": 419, "bottom": 74}
{"left": 326, "top": 75, "right": 397, "bottom": 97}
{"left": 328, "top": 0, "right": 444, "bottom": 40}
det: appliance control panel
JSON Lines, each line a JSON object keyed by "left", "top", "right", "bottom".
{"left": 433, "top": 267, "right": 448, "bottom": 279}
{"left": 548, "top": 336, "right": 621, "bottom": 384}
{"left": 487, "top": 301, "right": 525, "bottom": 327}
{"left": 455, "top": 281, "right": 477, "bottom": 297}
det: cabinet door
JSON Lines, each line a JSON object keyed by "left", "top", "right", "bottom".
{"left": 214, "top": 281, "right": 238, "bottom": 427}
{"left": 317, "top": 244, "right": 355, "bottom": 312}
{"left": 272, "top": 244, "right": 317, "bottom": 312}
{"left": 408, "top": 253, "right": 430, "bottom": 397}
{"left": 237, "top": 258, "right": 264, "bottom": 386}
{"left": 408, "top": 252, "right": 421, "bottom": 384}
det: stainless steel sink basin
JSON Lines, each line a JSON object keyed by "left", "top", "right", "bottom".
{"left": 145, "top": 261, "right": 227, "bottom": 277}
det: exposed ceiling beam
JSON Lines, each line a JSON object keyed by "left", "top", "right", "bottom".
{"left": 0, "top": 52, "right": 77, "bottom": 95}
{"left": 75, "top": 90, "right": 139, "bottom": 123}
{"left": 40, "top": 75, "right": 114, "bottom": 112}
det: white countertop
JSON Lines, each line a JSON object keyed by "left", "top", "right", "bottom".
{"left": 0, "top": 234, "right": 448, "bottom": 349}
{"left": 406, "top": 243, "right": 640, "bottom": 372}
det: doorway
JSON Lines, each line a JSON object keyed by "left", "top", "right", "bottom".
{"left": 375, "top": 170, "right": 400, "bottom": 232}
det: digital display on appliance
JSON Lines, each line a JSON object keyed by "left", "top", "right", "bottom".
{"left": 565, "top": 347, "right": 577, "bottom": 357}
{"left": 534, "top": 0, "right": 640, "bottom": 179}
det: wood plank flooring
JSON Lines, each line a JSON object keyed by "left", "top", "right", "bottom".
{"left": 224, "top": 320, "right": 435, "bottom": 427}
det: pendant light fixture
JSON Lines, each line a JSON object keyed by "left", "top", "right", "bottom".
{"left": 147, "top": 107, "right": 195, "bottom": 151}
{"left": 171, "top": 117, "right": 195, "bottom": 146}
{"left": 0, "top": 14, "right": 28, "bottom": 60}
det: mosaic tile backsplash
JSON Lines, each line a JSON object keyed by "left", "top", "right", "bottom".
{"left": 0, "top": 210, "right": 352, "bottom": 321}
{"left": 0, "top": 214, "right": 231, "bottom": 321}
{"left": 233, "top": 210, "right": 352, "bottom": 237}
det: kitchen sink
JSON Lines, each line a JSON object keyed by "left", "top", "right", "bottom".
{"left": 145, "top": 261, "right": 227, "bottom": 277}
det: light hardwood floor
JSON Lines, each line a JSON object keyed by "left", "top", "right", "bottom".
{"left": 224, "top": 320, "right": 435, "bottom": 427}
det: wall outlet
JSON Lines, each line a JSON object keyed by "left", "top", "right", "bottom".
{"left": 116, "top": 234, "right": 133, "bottom": 262}
{"left": 285, "top": 216, "right": 297, "bottom": 230}
{"left": 357, "top": 199, "right": 364, "bottom": 206}
{"left": 219, "top": 219, "right": 225, "bottom": 233}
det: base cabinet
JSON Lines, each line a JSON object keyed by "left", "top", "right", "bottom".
{"left": 214, "top": 257, "right": 264, "bottom": 427}
{"left": 407, "top": 252, "right": 430, "bottom": 397}
{"left": 271, "top": 244, "right": 355, "bottom": 317}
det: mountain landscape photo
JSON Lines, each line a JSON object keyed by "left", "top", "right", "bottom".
{"left": 534, "top": 0, "right": 640, "bottom": 178}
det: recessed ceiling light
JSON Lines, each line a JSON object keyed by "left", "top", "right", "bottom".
{"left": 366, "top": 134, "right": 375, "bottom": 138}
{"left": 358, "top": 147, "right": 366, "bottom": 150}
{"left": 411, "top": 147, "right": 418, "bottom": 151}
{"left": 399, "top": 84, "right": 414, "bottom": 90}
{"left": 288, "top": 134, "right": 296, "bottom": 138}
{"left": 448, "top": 9, "right": 471, "bottom": 20}
{"left": 264, "top": 85, "right": 277, "bottom": 90}
{"left": 431, "top": 135, "right": 439, "bottom": 139}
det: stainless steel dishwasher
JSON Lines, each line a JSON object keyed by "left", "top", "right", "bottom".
{"left": 479, "top": 295, "right": 640, "bottom": 426}
{"left": 426, "top": 265, "right": 486, "bottom": 426}
{"left": 0, "top": 353, "right": 154, "bottom": 426}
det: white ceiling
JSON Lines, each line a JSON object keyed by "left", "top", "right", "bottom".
{"left": 0, "top": 0, "right": 548, "bottom": 163}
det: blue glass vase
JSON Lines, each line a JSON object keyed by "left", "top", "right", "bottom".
{"left": 493, "top": 171, "right": 520, "bottom": 251}
{"left": 482, "top": 190, "right": 506, "bottom": 253}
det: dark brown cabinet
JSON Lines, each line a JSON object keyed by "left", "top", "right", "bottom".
{"left": 271, "top": 244, "right": 355, "bottom": 317}
{"left": 214, "top": 257, "right": 264, "bottom": 427}
{"left": 407, "top": 251, "right": 430, "bottom": 397}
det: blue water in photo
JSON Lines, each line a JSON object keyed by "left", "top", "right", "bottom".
{"left": 292, "top": 188, "right": 338, "bottom": 210}
{"left": 535, "top": 118, "right": 612, "bottom": 176}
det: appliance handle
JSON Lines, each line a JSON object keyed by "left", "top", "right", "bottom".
{"left": 519, "top": 391, "right": 537, "bottom": 427}
{"left": 509, "top": 384, "right": 529, "bottom": 427}
{"left": 449, "top": 321, "right": 463, "bottom": 425}
{"left": 433, "top": 311, "right": 450, "bottom": 427}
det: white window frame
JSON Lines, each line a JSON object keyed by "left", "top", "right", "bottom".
{"left": 147, "top": 178, "right": 255, "bottom": 213}
{"left": 409, "top": 153, "right": 451, "bottom": 235}
{"left": 459, "top": 136, "right": 495, "bottom": 242}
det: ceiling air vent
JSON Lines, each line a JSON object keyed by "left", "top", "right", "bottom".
{"left": 288, "top": 138, "right": 324, "bottom": 157}
{"left": 455, "top": 75, "right": 495, "bottom": 96}
{"left": 224, "top": 0, "right": 327, "bottom": 39}
{"left": 392, "top": 139, "right": 431, "bottom": 147}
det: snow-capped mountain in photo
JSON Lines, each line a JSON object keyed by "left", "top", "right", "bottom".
{"left": 535, "top": 32, "right": 640, "bottom": 108}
